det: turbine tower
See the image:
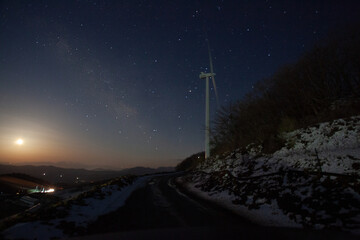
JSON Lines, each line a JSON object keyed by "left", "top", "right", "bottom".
{"left": 199, "top": 40, "right": 219, "bottom": 159}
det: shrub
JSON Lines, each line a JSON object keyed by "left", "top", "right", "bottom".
{"left": 210, "top": 26, "right": 360, "bottom": 157}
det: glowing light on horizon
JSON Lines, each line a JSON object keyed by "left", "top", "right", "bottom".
{"left": 45, "top": 188, "right": 55, "bottom": 193}
{"left": 15, "top": 138, "right": 24, "bottom": 145}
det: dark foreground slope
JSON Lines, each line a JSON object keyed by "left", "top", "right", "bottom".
{"left": 80, "top": 174, "right": 355, "bottom": 240}
{"left": 177, "top": 116, "right": 360, "bottom": 236}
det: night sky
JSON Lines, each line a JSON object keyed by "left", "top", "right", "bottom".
{"left": 1, "top": 0, "right": 359, "bottom": 169}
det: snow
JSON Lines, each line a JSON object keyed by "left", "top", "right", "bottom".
{"left": 2, "top": 175, "right": 153, "bottom": 240}
{"left": 178, "top": 178, "right": 301, "bottom": 228}
{"left": 276, "top": 117, "right": 359, "bottom": 155}
{"left": 197, "top": 116, "right": 360, "bottom": 177}
{"left": 66, "top": 176, "right": 151, "bottom": 227}
{"left": 179, "top": 116, "right": 360, "bottom": 234}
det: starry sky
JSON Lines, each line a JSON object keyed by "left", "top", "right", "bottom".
{"left": 1, "top": 0, "right": 359, "bottom": 169}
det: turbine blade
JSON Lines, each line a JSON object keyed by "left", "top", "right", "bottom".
{"left": 211, "top": 76, "right": 220, "bottom": 108}
{"left": 207, "top": 40, "right": 214, "bottom": 75}
{"left": 207, "top": 41, "right": 220, "bottom": 108}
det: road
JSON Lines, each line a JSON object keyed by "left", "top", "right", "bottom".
{"left": 80, "top": 173, "right": 357, "bottom": 240}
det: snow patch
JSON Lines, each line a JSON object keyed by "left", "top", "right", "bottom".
{"left": 179, "top": 116, "right": 360, "bottom": 234}
{"left": 3, "top": 175, "right": 152, "bottom": 239}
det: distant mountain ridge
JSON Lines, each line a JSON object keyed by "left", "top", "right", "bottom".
{"left": 3, "top": 161, "right": 118, "bottom": 170}
{"left": 0, "top": 164, "right": 174, "bottom": 184}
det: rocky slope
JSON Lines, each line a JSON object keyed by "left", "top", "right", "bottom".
{"left": 177, "top": 116, "right": 360, "bottom": 233}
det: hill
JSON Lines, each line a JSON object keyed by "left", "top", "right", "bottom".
{"left": 177, "top": 116, "right": 360, "bottom": 234}
{"left": 0, "top": 173, "right": 51, "bottom": 194}
{"left": 210, "top": 27, "right": 360, "bottom": 156}
{"left": 0, "top": 164, "right": 174, "bottom": 185}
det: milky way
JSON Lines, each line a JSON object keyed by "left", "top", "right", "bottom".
{"left": 0, "top": 0, "right": 359, "bottom": 168}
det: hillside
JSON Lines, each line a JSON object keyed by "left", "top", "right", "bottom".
{"left": 1, "top": 175, "right": 150, "bottom": 239}
{"left": 0, "top": 173, "right": 51, "bottom": 194}
{"left": 177, "top": 116, "right": 360, "bottom": 234}
{"left": 0, "top": 165, "right": 174, "bottom": 185}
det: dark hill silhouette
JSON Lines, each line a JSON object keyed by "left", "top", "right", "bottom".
{"left": 0, "top": 164, "right": 174, "bottom": 184}
{"left": 0, "top": 173, "right": 51, "bottom": 194}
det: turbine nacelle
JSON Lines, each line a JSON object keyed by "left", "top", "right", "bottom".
{"left": 199, "top": 72, "right": 216, "bottom": 79}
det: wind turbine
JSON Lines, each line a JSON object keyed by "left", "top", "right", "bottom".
{"left": 199, "top": 39, "right": 219, "bottom": 159}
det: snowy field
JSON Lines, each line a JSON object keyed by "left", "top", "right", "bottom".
{"left": 2, "top": 175, "right": 153, "bottom": 240}
{"left": 178, "top": 116, "right": 360, "bottom": 234}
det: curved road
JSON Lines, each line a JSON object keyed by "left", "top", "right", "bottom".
{"left": 80, "top": 173, "right": 356, "bottom": 240}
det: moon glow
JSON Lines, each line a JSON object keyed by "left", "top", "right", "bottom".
{"left": 15, "top": 138, "right": 24, "bottom": 145}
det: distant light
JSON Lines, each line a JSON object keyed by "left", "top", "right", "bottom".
{"left": 45, "top": 188, "right": 55, "bottom": 193}
{"left": 15, "top": 138, "right": 24, "bottom": 145}
{"left": 43, "top": 173, "right": 46, "bottom": 176}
